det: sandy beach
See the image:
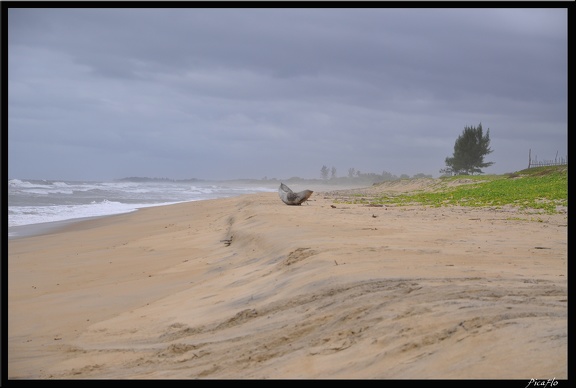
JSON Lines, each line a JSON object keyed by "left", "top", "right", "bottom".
{"left": 8, "top": 184, "right": 567, "bottom": 379}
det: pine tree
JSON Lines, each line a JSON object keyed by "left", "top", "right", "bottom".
{"left": 330, "top": 166, "right": 337, "bottom": 179}
{"left": 442, "top": 123, "right": 494, "bottom": 175}
{"left": 320, "top": 165, "right": 329, "bottom": 180}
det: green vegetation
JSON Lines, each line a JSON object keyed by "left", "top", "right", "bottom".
{"left": 442, "top": 123, "right": 494, "bottom": 175}
{"left": 344, "top": 166, "right": 567, "bottom": 214}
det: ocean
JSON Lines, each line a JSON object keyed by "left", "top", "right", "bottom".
{"left": 8, "top": 178, "right": 277, "bottom": 239}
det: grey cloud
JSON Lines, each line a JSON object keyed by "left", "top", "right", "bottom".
{"left": 7, "top": 7, "right": 567, "bottom": 181}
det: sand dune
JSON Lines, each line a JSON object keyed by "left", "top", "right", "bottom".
{"left": 8, "top": 189, "right": 567, "bottom": 379}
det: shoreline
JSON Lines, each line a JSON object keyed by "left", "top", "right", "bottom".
{"left": 8, "top": 213, "right": 134, "bottom": 240}
{"left": 7, "top": 182, "right": 364, "bottom": 240}
{"left": 8, "top": 191, "right": 567, "bottom": 379}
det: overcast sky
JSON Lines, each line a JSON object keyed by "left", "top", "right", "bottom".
{"left": 8, "top": 7, "right": 567, "bottom": 181}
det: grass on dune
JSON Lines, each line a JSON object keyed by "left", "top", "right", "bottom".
{"left": 347, "top": 166, "right": 567, "bottom": 214}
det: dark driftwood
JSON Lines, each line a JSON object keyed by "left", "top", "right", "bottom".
{"left": 278, "top": 183, "right": 313, "bottom": 206}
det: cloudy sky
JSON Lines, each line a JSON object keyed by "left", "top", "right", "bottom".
{"left": 8, "top": 7, "right": 567, "bottom": 181}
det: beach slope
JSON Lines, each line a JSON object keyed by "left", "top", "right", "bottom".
{"left": 8, "top": 190, "right": 567, "bottom": 379}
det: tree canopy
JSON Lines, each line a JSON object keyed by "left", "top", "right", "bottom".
{"left": 442, "top": 123, "right": 494, "bottom": 175}
{"left": 320, "top": 165, "right": 329, "bottom": 180}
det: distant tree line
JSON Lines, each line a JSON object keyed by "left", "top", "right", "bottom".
{"left": 319, "top": 165, "right": 431, "bottom": 184}
{"left": 117, "top": 177, "right": 203, "bottom": 183}
{"left": 268, "top": 123, "right": 495, "bottom": 183}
